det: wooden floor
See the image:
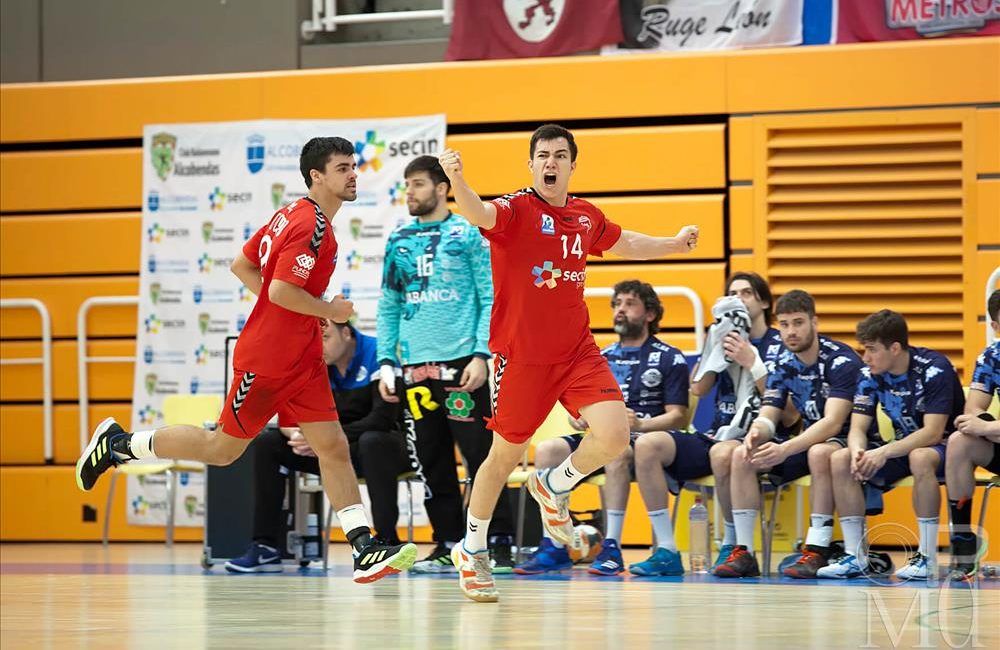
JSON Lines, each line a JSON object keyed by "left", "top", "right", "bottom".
{"left": 1, "top": 543, "right": 998, "bottom": 649}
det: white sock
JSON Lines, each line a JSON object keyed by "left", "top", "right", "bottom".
{"left": 465, "top": 514, "right": 490, "bottom": 553}
{"left": 805, "top": 513, "right": 834, "bottom": 549}
{"left": 918, "top": 517, "right": 939, "bottom": 560}
{"left": 546, "top": 455, "right": 584, "bottom": 494}
{"left": 648, "top": 509, "right": 677, "bottom": 551}
{"left": 722, "top": 520, "right": 736, "bottom": 546}
{"left": 336, "top": 504, "right": 371, "bottom": 538}
{"left": 129, "top": 430, "right": 157, "bottom": 459}
{"left": 840, "top": 516, "right": 867, "bottom": 565}
{"left": 606, "top": 510, "right": 625, "bottom": 543}
{"left": 542, "top": 528, "right": 565, "bottom": 549}
{"left": 733, "top": 509, "right": 757, "bottom": 554}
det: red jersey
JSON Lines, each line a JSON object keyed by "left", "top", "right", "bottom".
{"left": 234, "top": 197, "right": 338, "bottom": 377}
{"left": 482, "top": 188, "right": 621, "bottom": 364}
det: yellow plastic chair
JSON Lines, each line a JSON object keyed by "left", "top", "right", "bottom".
{"left": 102, "top": 394, "right": 219, "bottom": 546}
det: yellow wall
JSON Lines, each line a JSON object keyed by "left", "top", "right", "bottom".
{"left": 2, "top": 38, "right": 999, "bottom": 543}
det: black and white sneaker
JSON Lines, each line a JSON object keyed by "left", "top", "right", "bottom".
{"left": 353, "top": 540, "right": 418, "bottom": 583}
{"left": 491, "top": 536, "right": 515, "bottom": 575}
{"left": 409, "top": 543, "right": 457, "bottom": 574}
{"left": 75, "top": 417, "right": 127, "bottom": 491}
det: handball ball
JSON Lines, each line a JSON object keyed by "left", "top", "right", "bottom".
{"left": 569, "top": 524, "right": 603, "bottom": 563}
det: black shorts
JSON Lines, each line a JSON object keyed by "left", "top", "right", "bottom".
{"left": 986, "top": 442, "right": 1000, "bottom": 475}
{"left": 664, "top": 430, "right": 716, "bottom": 482}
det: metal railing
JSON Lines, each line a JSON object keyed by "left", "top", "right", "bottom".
{"left": 0, "top": 299, "right": 53, "bottom": 462}
{"left": 583, "top": 286, "right": 705, "bottom": 355}
{"left": 988, "top": 266, "right": 1000, "bottom": 345}
{"left": 301, "top": 0, "right": 454, "bottom": 37}
{"left": 77, "top": 296, "right": 138, "bottom": 452}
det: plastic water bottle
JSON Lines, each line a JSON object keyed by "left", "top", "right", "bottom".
{"left": 689, "top": 497, "right": 709, "bottom": 574}
{"left": 304, "top": 513, "right": 320, "bottom": 559}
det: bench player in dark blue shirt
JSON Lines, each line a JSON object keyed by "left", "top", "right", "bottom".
{"left": 946, "top": 289, "right": 1000, "bottom": 581}
{"left": 715, "top": 290, "right": 864, "bottom": 578}
{"left": 817, "top": 310, "right": 963, "bottom": 580}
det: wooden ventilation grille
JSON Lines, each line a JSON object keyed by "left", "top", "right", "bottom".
{"left": 762, "top": 120, "right": 965, "bottom": 372}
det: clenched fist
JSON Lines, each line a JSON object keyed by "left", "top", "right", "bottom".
{"left": 438, "top": 148, "right": 464, "bottom": 180}
{"left": 677, "top": 225, "right": 699, "bottom": 252}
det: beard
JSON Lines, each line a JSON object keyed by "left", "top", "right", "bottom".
{"left": 614, "top": 319, "right": 646, "bottom": 340}
{"left": 785, "top": 327, "right": 816, "bottom": 353}
{"left": 408, "top": 196, "right": 437, "bottom": 217}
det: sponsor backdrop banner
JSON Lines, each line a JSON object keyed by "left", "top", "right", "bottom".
{"left": 837, "top": 0, "right": 1000, "bottom": 42}
{"left": 129, "top": 116, "right": 446, "bottom": 526}
{"left": 606, "top": 0, "right": 804, "bottom": 53}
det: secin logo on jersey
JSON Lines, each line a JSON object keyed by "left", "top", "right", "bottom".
{"left": 540, "top": 214, "right": 555, "bottom": 235}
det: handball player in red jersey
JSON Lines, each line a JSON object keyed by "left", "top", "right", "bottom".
{"left": 439, "top": 124, "right": 699, "bottom": 602}
{"left": 76, "top": 137, "right": 417, "bottom": 582}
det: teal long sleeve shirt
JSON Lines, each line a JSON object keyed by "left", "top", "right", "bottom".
{"left": 376, "top": 213, "right": 493, "bottom": 367}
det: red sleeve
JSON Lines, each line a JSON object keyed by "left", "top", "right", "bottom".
{"left": 242, "top": 221, "right": 269, "bottom": 264}
{"left": 480, "top": 194, "right": 518, "bottom": 238}
{"left": 588, "top": 207, "right": 622, "bottom": 257}
{"left": 276, "top": 407, "right": 296, "bottom": 428}
{"left": 270, "top": 218, "right": 317, "bottom": 288}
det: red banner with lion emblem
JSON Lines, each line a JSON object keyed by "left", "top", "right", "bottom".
{"left": 446, "top": 0, "right": 623, "bottom": 60}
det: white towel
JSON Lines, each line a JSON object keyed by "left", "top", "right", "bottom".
{"left": 694, "top": 296, "right": 759, "bottom": 442}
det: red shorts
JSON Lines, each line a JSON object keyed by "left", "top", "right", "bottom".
{"left": 487, "top": 342, "right": 622, "bottom": 444}
{"left": 218, "top": 356, "right": 338, "bottom": 438}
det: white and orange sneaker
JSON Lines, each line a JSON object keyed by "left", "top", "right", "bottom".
{"left": 452, "top": 541, "right": 499, "bottom": 603}
{"left": 526, "top": 469, "right": 574, "bottom": 546}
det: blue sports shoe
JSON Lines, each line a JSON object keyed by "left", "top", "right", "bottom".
{"left": 588, "top": 539, "right": 625, "bottom": 576}
{"left": 514, "top": 538, "right": 573, "bottom": 575}
{"left": 629, "top": 547, "right": 685, "bottom": 576}
{"left": 224, "top": 542, "right": 283, "bottom": 573}
{"left": 713, "top": 544, "right": 735, "bottom": 571}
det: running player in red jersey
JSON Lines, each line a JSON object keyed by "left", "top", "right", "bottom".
{"left": 439, "top": 124, "right": 699, "bottom": 602}
{"left": 76, "top": 137, "right": 417, "bottom": 582}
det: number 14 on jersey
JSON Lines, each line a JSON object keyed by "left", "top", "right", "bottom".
{"left": 561, "top": 233, "right": 583, "bottom": 259}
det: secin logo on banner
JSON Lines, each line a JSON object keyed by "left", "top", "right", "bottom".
{"left": 246, "top": 134, "right": 300, "bottom": 174}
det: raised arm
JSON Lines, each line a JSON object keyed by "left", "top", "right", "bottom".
{"left": 439, "top": 148, "right": 497, "bottom": 230}
{"left": 606, "top": 226, "right": 699, "bottom": 260}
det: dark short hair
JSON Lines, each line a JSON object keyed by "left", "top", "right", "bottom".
{"left": 404, "top": 155, "right": 450, "bottom": 190}
{"left": 726, "top": 271, "right": 774, "bottom": 325}
{"left": 300, "top": 136, "right": 355, "bottom": 188}
{"left": 990, "top": 289, "right": 1000, "bottom": 323}
{"left": 775, "top": 289, "right": 816, "bottom": 318}
{"left": 322, "top": 319, "right": 354, "bottom": 336}
{"left": 612, "top": 280, "right": 663, "bottom": 336}
{"left": 530, "top": 124, "right": 578, "bottom": 162}
{"left": 856, "top": 309, "right": 909, "bottom": 350}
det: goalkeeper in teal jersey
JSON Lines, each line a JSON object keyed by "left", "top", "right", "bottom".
{"left": 376, "top": 155, "right": 515, "bottom": 573}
